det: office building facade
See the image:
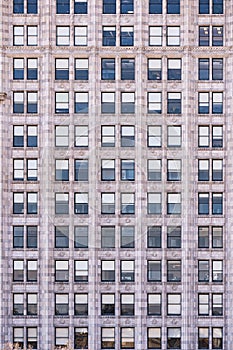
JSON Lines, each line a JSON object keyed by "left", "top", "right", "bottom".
{"left": 0, "top": 0, "right": 231, "bottom": 349}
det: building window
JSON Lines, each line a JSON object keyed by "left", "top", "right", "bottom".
{"left": 212, "top": 58, "right": 223, "bottom": 80}
{"left": 167, "top": 26, "right": 180, "bottom": 46}
{"left": 55, "top": 58, "right": 69, "bottom": 80}
{"left": 55, "top": 226, "right": 69, "bottom": 248}
{"left": 198, "top": 294, "right": 209, "bottom": 315}
{"left": 101, "top": 328, "right": 115, "bottom": 349}
{"left": 212, "top": 0, "right": 223, "bottom": 14}
{"left": 13, "top": 260, "right": 24, "bottom": 281}
{"left": 167, "top": 193, "right": 181, "bottom": 215}
{"left": 55, "top": 126, "right": 69, "bottom": 147}
{"left": 121, "top": 126, "right": 135, "bottom": 147}
{"left": 168, "top": 59, "right": 181, "bottom": 80}
{"left": 74, "top": 0, "right": 88, "bottom": 14}
{"left": 167, "top": 126, "right": 181, "bottom": 147}
{"left": 121, "top": 193, "right": 135, "bottom": 214}
{"left": 74, "top": 226, "right": 88, "bottom": 248}
{"left": 102, "top": 126, "right": 115, "bottom": 147}
{"left": 13, "top": 294, "right": 23, "bottom": 315}
{"left": 147, "top": 226, "right": 162, "bottom": 248}
{"left": 13, "top": 226, "right": 24, "bottom": 248}
{"left": 212, "top": 26, "right": 223, "bottom": 46}
{"left": 27, "top": 260, "right": 37, "bottom": 282}
{"left": 167, "top": 294, "right": 181, "bottom": 316}
{"left": 74, "top": 293, "right": 88, "bottom": 316}
{"left": 74, "top": 26, "right": 88, "bottom": 46}
{"left": 27, "top": 192, "right": 37, "bottom": 214}
{"left": 198, "top": 226, "right": 209, "bottom": 248}
{"left": 55, "top": 92, "right": 69, "bottom": 113}
{"left": 13, "top": 26, "right": 24, "bottom": 46}
{"left": 13, "top": 328, "right": 24, "bottom": 348}
{"left": 147, "top": 125, "right": 162, "bottom": 148}
{"left": 74, "top": 193, "right": 88, "bottom": 214}
{"left": 75, "top": 92, "right": 88, "bottom": 113}
{"left": 212, "top": 125, "right": 223, "bottom": 147}
{"left": 198, "top": 159, "right": 209, "bottom": 181}
{"left": 13, "top": 159, "right": 24, "bottom": 181}
{"left": 121, "top": 160, "right": 135, "bottom": 181}
{"left": 75, "top": 58, "right": 88, "bottom": 80}
{"left": 101, "top": 159, "right": 115, "bottom": 181}
{"left": 148, "top": 160, "right": 162, "bottom": 181}
{"left": 212, "top": 92, "right": 223, "bottom": 113}
{"left": 101, "top": 260, "right": 115, "bottom": 282}
{"left": 120, "top": 328, "right": 134, "bottom": 349}
{"left": 212, "top": 260, "right": 223, "bottom": 282}
{"left": 101, "top": 226, "right": 115, "bottom": 248}
{"left": 199, "top": 260, "right": 210, "bottom": 282}
{"left": 167, "top": 92, "right": 181, "bottom": 114}
{"left": 148, "top": 260, "right": 161, "bottom": 282}
{"left": 167, "top": 226, "right": 181, "bottom": 248}
{"left": 167, "top": 260, "right": 181, "bottom": 282}
{"left": 198, "top": 328, "right": 209, "bottom": 349}
{"left": 148, "top": 294, "right": 161, "bottom": 316}
{"left": 74, "top": 159, "right": 88, "bottom": 181}
{"left": 27, "top": 159, "right": 37, "bottom": 181}
{"left": 148, "top": 328, "right": 161, "bottom": 349}
{"left": 103, "top": 26, "right": 116, "bottom": 46}
{"left": 26, "top": 328, "right": 37, "bottom": 349}
{"left": 13, "top": 92, "right": 24, "bottom": 113}
{"left": 198, "top": 126, "right": 209, "bottom": 147}
{"left": 212, "top": 328, "right": 223, "bottom": 349}
{"left": 198, "top": 193, "right": 209, "bottom": 215}
{"left": 74, "top": 328, "right": 88, "bottom": 349}
{"left": 55, "top": 193, "right": 69, "bottom": 214}
{"left": 28, "top": 58, "right": 38, "bottom": 80}
{"left": 27, "top": 293, "right": 37, "bottom": 315}
{"left": 149, "top": 0, "right": 162, "bottom": 13}
{"left": 27, "top": 92, "right": 38, "bottom": 113}
{"left": 167, "top": 159, "right": 181, "bottom": 181}
{"left": 55, "top": 294, "right": 69, "bottom": 315}
{"left": 120, "top": 0, "right": 134, "bottom": 14}
{"left": 101, "top": 193, "right": 115, "bottom": 214}
{"left": 213, "top": 226, "right": 223, "bottom": 248}
{"left": 198, "top": 58, "right": 209, "bottom": 80}
{"left": 13, "top": 58, "right": 24, "bottom": 80}
{"left": 56, "top": 26, "right": 70, "bottom": 46}
{"left": 27, "top": 126, "right": 37, "bottom": 147}
{"left": 75, "top": 126, "right": 88, "bottom": 147}
{"left": 27, "top": 26, "right": 38, "bottom": 46}
{"left": 13, "top": 193, "right": 24, "bottom": 214}
{"left": 121, "top": 226, "right": 135, "bottom": 248}
{"left": 121, "top": 92, "right": 135, "bottom": 113}
{"left": 101, "top": 58, "right": 115, "bottom": 80}
{"left": 147, "top": 193, "right": 162, "bottom": 214}
{"left": 148, "top": 58, "right": 162, "bottom": 80}
{"left": 103, "top": 0, "right": 116, "bottom": 14}
{"left": 27, "top": 0, "right": 38, "bottom": 14}
{"left": 55, "top": 159, "right": 69, "bottom": 181}
{"left": 167, "top": 0, "right": 180, "bottom": 14}
{"left": 26, "top": 226, "right": 37, "bottom": 248}
{"left": 121, "top": 58, "right": 135, "bottom": 80}
{"left": 120, "top": 260, "right": 134, "bottom": 282}
{"left": 149, "top": 26, "right": 162, "bottom": 46}
{"left": 74, "top": 260, "right": 88, "bottom": 282}
{"left": 120, "top": 26, "right": 134, "bottom": 46}
{"left": 167, "top": 328, "right": 181, "bottom": 349}
{"left": 121, "top": 294, "right": 134, "bottom": 316}
{"left": 56, "top": 0, "right": 70, "bottom": 14}
{"left": 55, "top": 328, "right": 69, "bottom": 347}
{"left": 148, "top": 92, "right": 162, "bottom": 114}
{"left": 199, "top": 26, "right": 209, "bottom": 46}
{"left": 101, "top": 92, "right": 115, "bottom": 113}
{"left": 212, "top": 294, "right": 223, "bottom": 316}
{"left": 13, "top": 0, "right": 24, "bottom": 13}
{"left": 212, "top": 193, "right": 223, "bottom": 214}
